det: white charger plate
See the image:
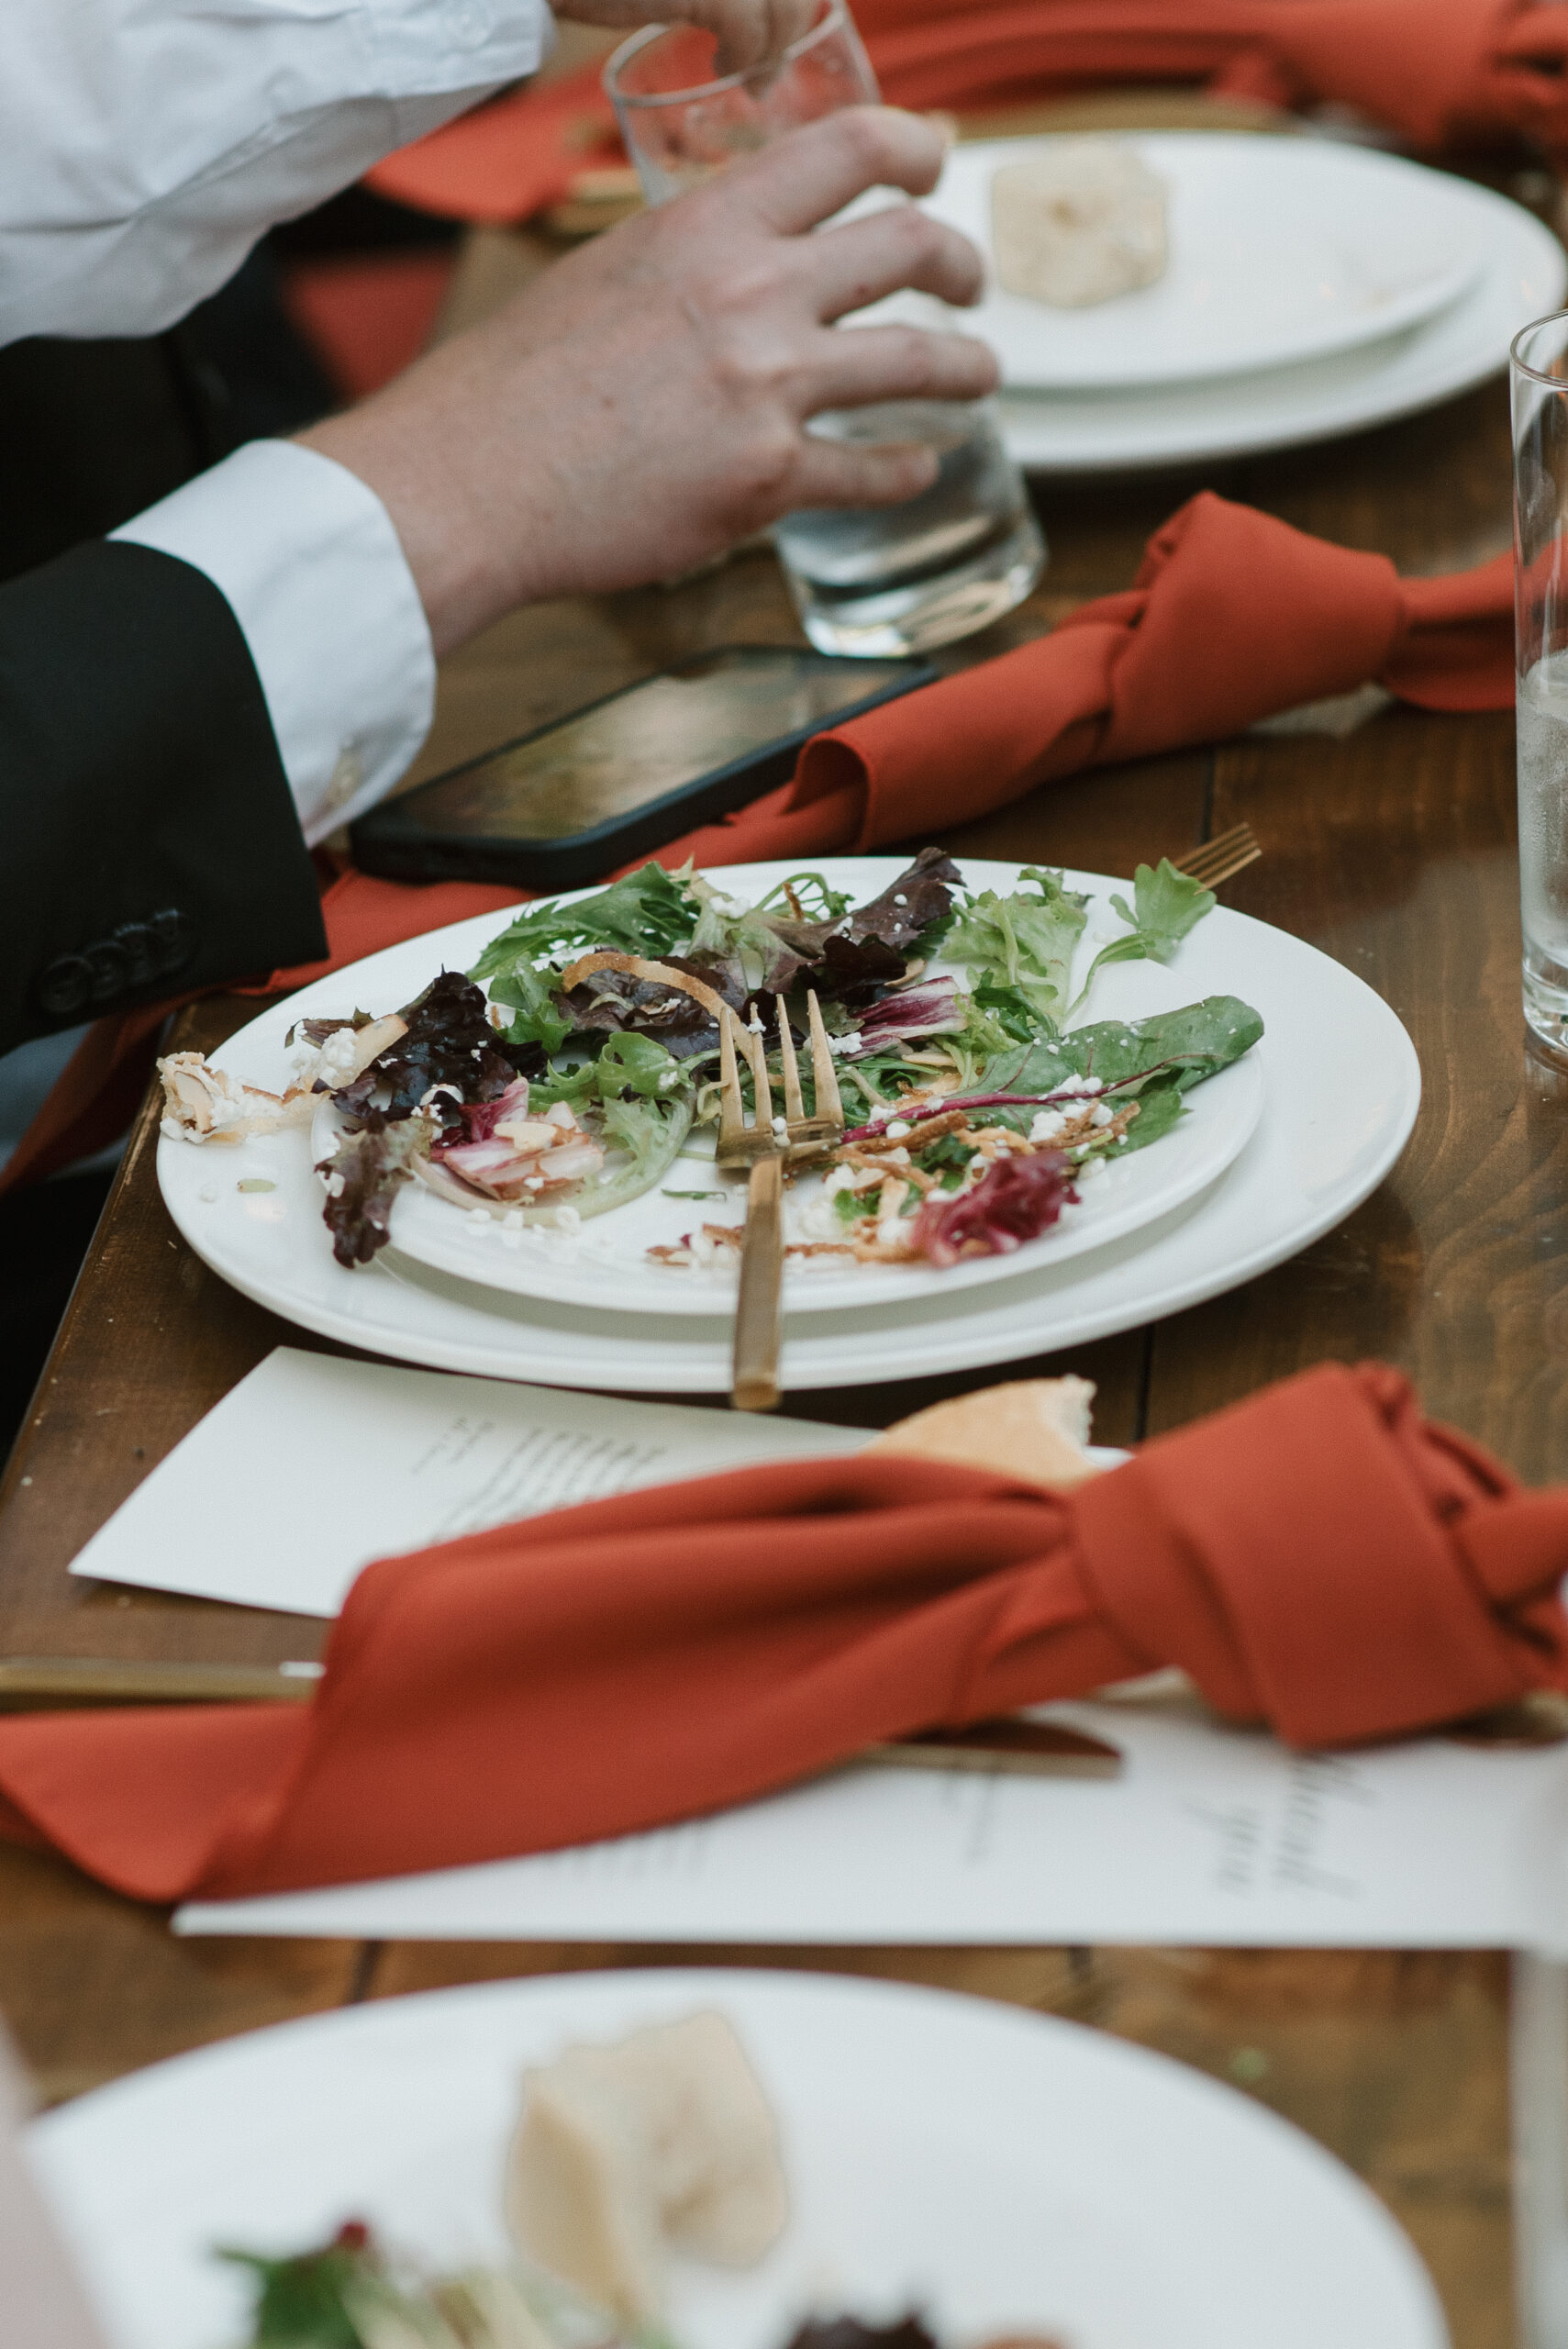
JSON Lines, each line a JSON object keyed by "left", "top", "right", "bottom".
{"left": 359, "top": 868, "right": 1262, "bottom": 1318}
{"left": 29, "top": 1970, "right": 1447, "bottom": 2349}
{"left": 918, "top": 135, "right": 1483, "bottom": 391}
{"left": 991, "top": 164, "right": 1565, "bottom": 472}
{"left": 154, "top": 860, "right": 1419, "bottom": 1393}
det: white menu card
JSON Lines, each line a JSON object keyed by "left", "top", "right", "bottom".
{"left": 69, "top": 1348, "right": 866, "bottom": 1618}
{"left": 175, "top": 1692, "right": 1568, "bottom": 1950}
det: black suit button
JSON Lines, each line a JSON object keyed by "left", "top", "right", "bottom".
{"left": 111, "top": 921, "right": 158, "bottom": 988}
{"left": 83, "top": 938, "right": 130, "bottom": 1005}
{"left": 148, "top": 907, "right": 194, "bottom": 979}
{"left": 35, "top": 954, "right": 93, "bottom": 1019}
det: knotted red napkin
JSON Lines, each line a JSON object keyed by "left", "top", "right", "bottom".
{"left": 1, "top": 1362, "right": 1563, "bottom": 1904}
{"left": 2, "top": 491, "right": 1510, "bottom": 1192}
{"left": 367, "top": 0, "right": 1568, "bottom": 228}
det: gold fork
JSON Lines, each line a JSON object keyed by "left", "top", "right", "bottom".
{"left": 717, "top": 992, "right": 844, "bottom": 1412}
{"left": 1172, "top": 821, "right": 1262, "bottom": 892}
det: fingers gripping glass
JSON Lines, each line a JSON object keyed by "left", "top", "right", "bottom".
{"left": 605, "top": 0, "right": 880, "bottom": 202}
{"left": 605, "top": 1, "right": 1046, "bottom": 658}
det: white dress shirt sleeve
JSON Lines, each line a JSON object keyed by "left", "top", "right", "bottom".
{"left": 0, "top": 0, "right": 553, "bottom": 346}
{"left": 112, "top": 440, "right": 436, "bottom": 847}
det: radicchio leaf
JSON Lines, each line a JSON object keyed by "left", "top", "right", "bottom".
{"left": 911, "top": 1149, "right": 1076, "bottom": 1267}
{"left": 437, "top": 1075, "right": 531, "bottom": 1147}
{"left": 319, "top": 1118, "right": 433, "bottom": 1267}
{"left": 782, "top": 2319, "right": 941, "bottom": 2349}
{"left": 816, "top": 933, "right": 906, "bottom": 1008}
{"left": 284, "top": 1010, "right": 373, "bottom": 1048}
{"left": 762, "top": 848, "right": 962, "bottom": 985}
{"left": 331, "top": 973, "right": 531, "bottom": 1130}
{"left": 842, "top": 847, "right": 962, "bottom": 951}
{"left": 851, "top": 976, "right": 965, "bottom": 1050}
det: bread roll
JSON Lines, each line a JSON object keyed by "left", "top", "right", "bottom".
{"left": 991, "top": 139, "right": 1166, "bottom": 309}
{"left": 863, "top": 1376, "right": 1100, "bottom": 1489}
{"left": 505, "top": 2011, "right": 788, "bottom": 2322}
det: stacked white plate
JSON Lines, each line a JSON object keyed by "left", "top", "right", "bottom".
{"left": 894, "top": 133, "right": 1567, "bottom": 471}
{"left": 155, "top": 858, "right": 1421, "bottom": 1395}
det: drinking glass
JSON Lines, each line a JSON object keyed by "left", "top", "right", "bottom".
{"left": 1512, "top": 312, "right": 1568, "bottom": 1058}
{"left": 605, "top": 0, "right": 1045, "bottom": 657}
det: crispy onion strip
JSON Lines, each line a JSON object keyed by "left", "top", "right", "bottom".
{"left": 557, "top": 951, "right": 767, "bottom": 1086}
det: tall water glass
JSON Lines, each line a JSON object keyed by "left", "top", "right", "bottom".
{"left": 1511, "top": 312, "right": 1568, "bottom": 1058}
{"left": 605, "top": 0, "right": 1045, "bottom": 657}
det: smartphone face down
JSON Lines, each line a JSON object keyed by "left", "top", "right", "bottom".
{"left": 350, "top": 646, "right": 933, "bottom": 890}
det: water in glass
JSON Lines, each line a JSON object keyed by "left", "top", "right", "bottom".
{"left": 773, "top": 400, "right": 1045, "bottom": 656}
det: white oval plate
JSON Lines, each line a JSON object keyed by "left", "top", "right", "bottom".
{"left": 362, "top": 874, "right": 1262, "bottom": 1319}
{"left": 991, "top": 167, "right": 1565, "bottom": 472}
{"left": 909, "top": 135, "right": 1483, "bottom": 392}
{"left": 155, "top": 860, "right": 1419, "bottom": 1392}
{"left": 30, "top": 1970, "right": 1447, "bottom": 2349}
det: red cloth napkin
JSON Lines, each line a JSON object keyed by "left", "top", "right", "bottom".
{"left": 365, "top": 0, "right": 1568, "bottom": 228}
{"left": 2, "top": 1363, "right": 1564, "bottom": 1904}
{"left": 2, "top": 490, "right": 1511, "bottom": 1194}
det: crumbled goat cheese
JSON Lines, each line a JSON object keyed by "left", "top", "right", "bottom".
{"left": 1029, "top": 1109, "right": 1067, "bottom": 1142}
{"left": 1090, "top": 1103, "right": 1115, "bottom": 1127}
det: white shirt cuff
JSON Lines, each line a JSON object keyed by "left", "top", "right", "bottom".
{"left": 112, "top": 440, "right": 435, "bottom": 848}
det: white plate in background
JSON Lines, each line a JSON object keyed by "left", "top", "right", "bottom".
{"left": 990, "top": 167, "right": 1564, "bottom": 472}
{"left": 31, "top": 1970, "right": 1448, "bottom": 2349}
{"left": 919, "top": 136, "right": 1484, "bottom": 391}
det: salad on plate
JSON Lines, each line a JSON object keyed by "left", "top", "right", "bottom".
{"left": 158, "top": 850, "right": 1262, "bottom": 1281}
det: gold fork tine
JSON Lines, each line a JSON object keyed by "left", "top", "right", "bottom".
{"left": 717, "top": 1008, "right": 747, "bottom": 1159}
{"left": 1182, "top": 819, "right": 1251, "bottom": 863}
{"left": 1195, "top": 840, "right": 1262, "bottom": 890}
{"left": 776, "top": 998, "right": 805, "bottom": 1125}
{"left": 806, "top": 989, "right": 843, "bottom": 1130}
{"left": 750, "top": 1008, "right": 774, "bottom": 1134}
{"left": 1175, "top": 822, "right": 1247, "bottom": 882}
{"left": 1174, "top": 822, "right": 1261, "bottom": 890}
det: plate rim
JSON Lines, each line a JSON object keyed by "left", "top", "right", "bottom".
{"left": 929, "top": 129, "right": 1486, "bottom": 393}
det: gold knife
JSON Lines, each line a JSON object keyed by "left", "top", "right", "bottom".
{"left": 0, "top": 1662, "right": 1125, "bottom": 1779}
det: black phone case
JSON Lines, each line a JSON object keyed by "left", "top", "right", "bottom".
{"left": 348, "top": 645, "right": 940, "bottom": 892}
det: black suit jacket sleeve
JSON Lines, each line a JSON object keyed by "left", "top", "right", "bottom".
{"left": 0, "top": 539, "right": 329, "bottom": 1056}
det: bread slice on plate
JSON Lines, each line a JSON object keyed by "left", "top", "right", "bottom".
{"left": 864, "top": 1375, "right": 1102, "bottom": 1489}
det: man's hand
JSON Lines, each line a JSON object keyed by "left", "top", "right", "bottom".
{"left": 301, "top": 107, "right": 996, "bottom": 656}
{"left": 554, "top": 0, "right": 817, "bottom": 77}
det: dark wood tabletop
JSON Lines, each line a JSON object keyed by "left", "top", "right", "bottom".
{"left": 0, "top": 139, "right": 1551, "bottom": 2349}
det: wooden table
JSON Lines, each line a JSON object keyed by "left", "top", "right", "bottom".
{"left": 0, "top": 247, "right": 1550, "bottom": 2346}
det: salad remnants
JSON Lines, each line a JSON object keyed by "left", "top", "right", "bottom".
{"left": 158, "top": 852, "right": 1262, "bottom": 1274}
{"left": 224, "top": 2011, "right": 1065, "bottom": 2349}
